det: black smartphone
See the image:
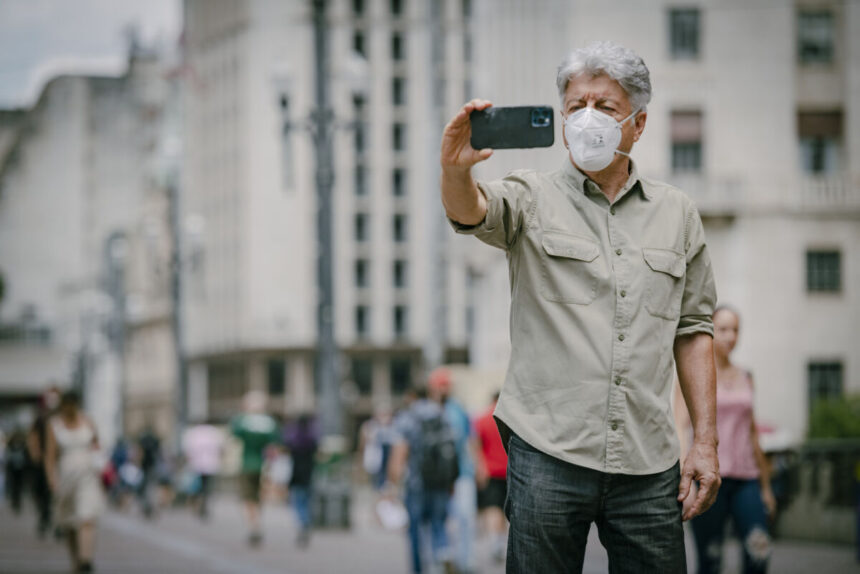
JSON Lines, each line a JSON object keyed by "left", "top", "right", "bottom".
{"left": 470, "top": 106, "right": 555, "bottom": 149}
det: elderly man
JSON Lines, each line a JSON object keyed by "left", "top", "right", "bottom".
{"left": 440, "top": 41, "right": 719, "bottom": 573}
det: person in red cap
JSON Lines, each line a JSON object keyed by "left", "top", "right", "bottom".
{"left": 427, "top": 368, "right": 479, "bottom": 574}
{"left": 474, "top": 392, "right": 509, "bottom": 563}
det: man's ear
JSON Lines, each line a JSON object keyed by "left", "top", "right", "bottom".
{"left": 633, "top": 111, "right": 647, "bottom": 143}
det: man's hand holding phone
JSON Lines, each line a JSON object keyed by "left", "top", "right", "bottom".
{"left": 441, "top": 99, "right": 495, "bottom": 172}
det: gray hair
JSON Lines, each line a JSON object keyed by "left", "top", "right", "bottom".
{"left": 556, "top": 41, "right": 652, "bottom": 112}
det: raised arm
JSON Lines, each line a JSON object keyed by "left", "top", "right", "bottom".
{"left": 440, "top": 99, "right": 494, "bottom": 225}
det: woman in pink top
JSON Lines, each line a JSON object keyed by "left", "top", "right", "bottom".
{"left": 683, "top": 306, "right": 775, "bottom": 573}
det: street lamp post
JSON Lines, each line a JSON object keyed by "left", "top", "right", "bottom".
{"left": 310, "top": 0, "right": 342, "bottom": 444}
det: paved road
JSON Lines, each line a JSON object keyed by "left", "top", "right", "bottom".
{"left": 1, "top": 488, "right": 856, "bottom": 573}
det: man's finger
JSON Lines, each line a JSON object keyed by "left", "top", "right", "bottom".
{"left": 677, "top": 469, "right": 692, "bottom": 501}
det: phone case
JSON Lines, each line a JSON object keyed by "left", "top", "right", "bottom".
{"left": 470, "top": 106, "right": 555, "bottom": 150}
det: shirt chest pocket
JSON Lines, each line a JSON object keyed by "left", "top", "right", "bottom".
{"left": 642, "top": 248, "right": 685, "bottom": 320}
{"left": 539, "top": 232, "right": 601, "bottom": 305}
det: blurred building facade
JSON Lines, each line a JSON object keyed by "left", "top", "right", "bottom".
{"left": 0, "top": 0, "right": 856, "bottom": 449}
{"left": 465, "top": 0, "right": 860, "bottom": 444}
{"left": 0, "top": 46, "right": 175, "bottom": 446}
{"left": 181, "top": 0, "right": 477, "bottom": 434}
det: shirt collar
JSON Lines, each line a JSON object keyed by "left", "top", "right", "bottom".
{"left": 561, "top": 156, "right": 651, "bottom": 201}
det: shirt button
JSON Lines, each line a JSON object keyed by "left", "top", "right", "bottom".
{"left": 615, "top": 248, "right": 622, "bottom": 256}
{"left": 615, "top": 377, "right": 622, "bottom": 386}
{"left": 620, "top": 290, "right": 627, "bottom": 298}
{"left": 618, "top": 334, "right": 625, "bottom": 341}
{"left": 611, "top": 423, "right": 618, "bottom": 431}
{"left": 610, "top": 207, "right": 616, "bottom": 215}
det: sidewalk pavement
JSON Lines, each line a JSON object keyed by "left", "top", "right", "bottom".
{"left": 0, "top": 486, "right": 856, "bottom": 573}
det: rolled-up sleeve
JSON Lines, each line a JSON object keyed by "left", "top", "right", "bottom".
{"left": 676, "top": 204, "right": 717, "bottom": 338}
{"left": 448, "top": 170, "right": 534, "bottom": 251}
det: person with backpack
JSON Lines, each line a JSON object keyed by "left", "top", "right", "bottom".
{"left": 428, "top": 368, "right": 479, "bottom": 574}
{"left": 388, "top": 385, "right": 458, "bottom": 574}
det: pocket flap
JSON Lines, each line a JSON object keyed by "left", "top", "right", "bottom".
{"left": 541, "top": 233, "right": 600, "bottom": 262}
{"left": 642, "top": 248, "right": 685, "bottom": 278}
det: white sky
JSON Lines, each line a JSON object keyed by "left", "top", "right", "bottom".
{"left": 0, "top": 0, "right": 182, "bottom": 108}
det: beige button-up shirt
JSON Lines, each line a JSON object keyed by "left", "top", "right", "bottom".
{"left": 451, "top": 159, "right": 717, "bottom": 475}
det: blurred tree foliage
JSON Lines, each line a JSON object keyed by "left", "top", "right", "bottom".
{"left": 808, "top": 394, "right": 860, "bottom": 439}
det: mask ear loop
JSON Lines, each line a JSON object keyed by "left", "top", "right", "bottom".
{"left": 614, "top": 108, "right": 641, "bottom": 159}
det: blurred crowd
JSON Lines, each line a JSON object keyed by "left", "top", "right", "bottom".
{"left": 0, "top": 372, "right": 511, "bottom": 574}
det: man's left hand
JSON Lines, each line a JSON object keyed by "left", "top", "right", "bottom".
{"left": 678, "top": 440, "right": 720, "bottom": 521}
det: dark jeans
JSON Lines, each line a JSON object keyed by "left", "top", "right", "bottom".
{"left": 405, "top": 488, "right": 450, "bottom": 574}
{"left": 505, "top": 433, "right": 686, "bottom": 574}
{"left": 290, "top": 485, "right": 312, "bottom": 530}
{"left": 691, "top": 478, "right": 770, "bottom": 574}
{"left": 32, "top": 465, "right": 52, "bottom": 533}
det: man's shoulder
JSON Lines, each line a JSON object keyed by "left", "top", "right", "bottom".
{"left": 638, "top": 175, "right": 695, "bottom": 209}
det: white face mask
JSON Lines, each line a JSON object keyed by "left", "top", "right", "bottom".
{"left": 564, "top": 107, "right": 638, "bottom": 172}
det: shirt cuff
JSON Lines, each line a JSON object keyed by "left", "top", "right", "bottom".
{"left": 447, "top": 181, "right": 499, "bottom": 235}
{"left": 675, "top": 316, "right": 714, "bottom": 339}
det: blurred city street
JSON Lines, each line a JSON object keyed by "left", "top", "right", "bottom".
{"left": 1, "top": 486, "right": 857, "bottom": 574}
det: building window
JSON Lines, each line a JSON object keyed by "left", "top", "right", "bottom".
{"left": 352, "top": 0, "right": 365, "bottom": 16}
{"left": 393, "top": 259, "right": 407, "bottom": 288}
{"left": 798, "top": 111, "right": 842, "bottom": 174}
{"left": 355, "top": 305, "right": 370, "bottom": 337}
{"left": 394, "top": 306, "right": 408, "bottom": 337}
{"left": 392, "top": 76, "right": 406, "bottom": 106}
{"left": 671, "top": 110, "right": 703, "bottom": 172}
{"left": 393, "top": 123, "right": 406, "bottom": 151}
{"left": 393, "top": 214, "right": 407, "bottom": 242}
{"left": 355, "top": 259, "right": 369, "bottom": 288}
{"left": 808, "top": 361, "right": 843, "bottom": 412}
{"left": 355, "top": 164, "right": 367, "bottom": 196}
{"left": 807, "top": 250, "right": 841, "bottom": 292}
{"left": 267, "top": 359, "right": 286, "bottom": 396}
{"left": 392, "top": 33, "right": 404, "bottom": 61}
{"left": 351, "top": 357, "right": 373, "bottom": 395}
{"left": 463, "top": 0, "right": 472, "bottom": 19}
{"left": 391, "top": 0, "right": 404, "bottom": 17}
{"left": 669, "top": 8, "right": 700, "bottom": 60}
{"left": 353, "top": 31, "right": 366, "bottom": 57}
{"left": 355, "top": 213, "right": 369, "bottom": 242}
{"left": 393, "top": 168, "right": 406, "bottom": 196}
{"left": 354, "top": 95, "right": 367, "bottom": 155}
{"left": 390, "top": 358, "right": 411, "bottom": 394}
{"left": 798, "top": 10, "right": 834, "bottom": 64}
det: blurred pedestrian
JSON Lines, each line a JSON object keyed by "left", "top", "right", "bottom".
{"left": 44, "top": 391, "right": 104, "bottom": 573}
{"left": 388, "top": 386, "right": 457, "bottom": 574}
{"left": 474, "top": 392, "right": 508, "bottom": 564}
{"left": 230, "top": 390, "right": 278, "bottom": 547}
{"left": 679, "top": 306, "right": 775, "bottom": 574}
{"left": 182, "top": 419, "right": 224, "bottom": 520}
{"left": 359, "top": 403, "right": 397, "bottom": 491}
{"left": 136, "top": 425, "right": 161, "bottom": 518}
{"left": 27, "top": 386, "right": 61, "bottom": 536}
{"left": 428, "top": 367, "right": 479, "bottom": 574}
{"left": 283, "top": 413, "right": 319, "bottom": 547}
{"left": 4, "top": 424, "right": 29, "bottom": 515}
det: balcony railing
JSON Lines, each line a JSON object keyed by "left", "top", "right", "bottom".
{"left": 660, "top": 173, "right": 860, "bottom": 215}
{"left": 797, "top": 175, "right": 860, "bottom": 211}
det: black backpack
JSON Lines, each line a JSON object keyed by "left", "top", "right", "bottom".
{"left": 419, "top": 413, "right": 460, "bottom": 491}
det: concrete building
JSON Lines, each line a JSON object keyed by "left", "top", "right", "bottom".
{"left": 0, "top": 48, "right": 173, "bottom": 446}
{"left": 464, "top": 0, "right": 860, "bottom": 444}
{"left": 181, "top": 0, "right": 477, "bottom": 435}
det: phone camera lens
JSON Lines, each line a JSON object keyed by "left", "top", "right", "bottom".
{"left": 531, "top": 108, "right": 551, "bottom": 128}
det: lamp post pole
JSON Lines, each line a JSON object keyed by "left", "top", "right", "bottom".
{"left": 311, "top": 0, "right": 342, "bottom": 442}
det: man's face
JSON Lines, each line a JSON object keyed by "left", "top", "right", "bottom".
{"left": 561, "top": 73, "right": 647, "bottom": 159}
